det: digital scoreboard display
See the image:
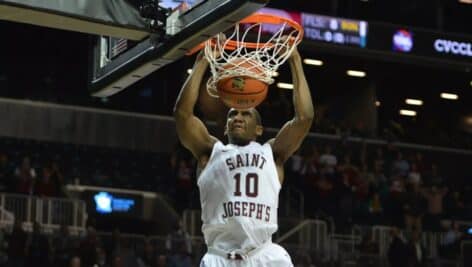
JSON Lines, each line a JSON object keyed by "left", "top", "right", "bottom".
{"left": 258, "top": 8, "right": 368, "bottom": 48}
{"left": 301, "top": 13, "right": 368, "bottom": 48}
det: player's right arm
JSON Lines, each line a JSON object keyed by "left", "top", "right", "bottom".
{"left": 174, "top": 52, "right": 218, "bottom": 159}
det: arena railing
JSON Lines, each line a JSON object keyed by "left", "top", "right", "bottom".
{"left": 0, "top": 206, "right": 14, "bottom": 227}
{"left": 0, "top": 193, "right": 87, "bottom": 233}
{"left": 92, "top": 226, "right": 464, "bottom": 266}
{"left": 182, "top": 209, "right": 202, "bottom": 237}
{"left": 276, "top": 219, "right": 330, "bottom": 257}
{"left": 96, "top": 232, "right": 206, "bottom": 263}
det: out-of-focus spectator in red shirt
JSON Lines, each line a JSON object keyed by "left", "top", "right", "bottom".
{"left": 15, "top": 157, "right": 36, "bottom": 195}
{"left": 35, "top": 167, "right": 56, "bottom": 197}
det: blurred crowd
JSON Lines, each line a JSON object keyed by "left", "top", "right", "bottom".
{"left": 287, "top": 142, "right": 471, "bottom": 232}
{"left": 0, "top": 136, "right": 471, "bottom": 266}
{"left": 0, "top": 220, "right": 194, "bottom": 267}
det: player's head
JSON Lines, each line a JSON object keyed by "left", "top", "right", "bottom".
{"left": 225, "top": 108, "right": 263, "bottom": 145}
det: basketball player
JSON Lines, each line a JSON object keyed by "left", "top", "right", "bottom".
{"left": 174, "top": 46, "right": 314, "bottom": 266}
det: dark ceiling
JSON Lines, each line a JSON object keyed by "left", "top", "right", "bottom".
{"left": 0, "top": 0, "right": 470, "bottom": 146}
{"left": 268, "top": 0, "right": 472, "bottom": 35}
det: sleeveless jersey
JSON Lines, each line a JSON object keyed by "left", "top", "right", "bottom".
{"left": 197, "top": 141, "right": 281, "bottom": 251}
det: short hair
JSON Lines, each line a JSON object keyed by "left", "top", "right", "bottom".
{"left": 226, "top": 108, "right": 262, "bottom": 126}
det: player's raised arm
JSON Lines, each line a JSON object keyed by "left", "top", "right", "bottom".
{"left": 174, "top": 52, "right": 218, "bottom": 159}
{"left": 268, "top": 48, "right": 314, "bottom": 164}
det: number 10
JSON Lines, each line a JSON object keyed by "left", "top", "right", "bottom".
{"left": 233, "top": 173, "right": 258, "bottom": 197}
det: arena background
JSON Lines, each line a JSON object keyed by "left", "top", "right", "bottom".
{"left": 0, "top": 0, "right": 471, "bottom": 266}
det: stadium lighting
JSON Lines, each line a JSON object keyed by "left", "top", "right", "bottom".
{"left": 405, "top": 98, "right": 423, "bottom": 106}
{"left": 400, "top": 109, "right": 417, "bottom": 117}
{"left": 187, "top": 69, "right": 193, "bottom": 74}
{"left": 375, "top": 101, "right": 381, "bottom": 107}
{"left": 277, "top": 82, "right": 294, "bottom": 89}
{"left": 440, "top": 93, "right": 459, "bottom": 100}
{"left": 347, "top": 70, "right": 366, "bottom": 77}
{"left": 303, "top": 58, "right": 323, "bottom": 66}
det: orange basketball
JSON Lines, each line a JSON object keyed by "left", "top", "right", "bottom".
{"left": 216, "top": 59, "right": 268, "bottom": 109}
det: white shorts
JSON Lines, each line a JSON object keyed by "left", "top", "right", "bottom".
{"left": 200, "top": 243, "right": 293, "bottom": 267}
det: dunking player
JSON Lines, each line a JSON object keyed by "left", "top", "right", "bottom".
{"left": 174, "top": 46, "right": 314, "bottom": 266}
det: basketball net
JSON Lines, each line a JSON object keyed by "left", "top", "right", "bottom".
{"left": 204, "top": 13, "right": 303, "bottom": 97}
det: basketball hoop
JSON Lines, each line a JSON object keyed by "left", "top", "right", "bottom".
{"left": 190, "top": 13, "right": 304, "bottom": 97}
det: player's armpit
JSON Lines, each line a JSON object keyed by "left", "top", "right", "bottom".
{"left": 267, "top": 117, "right": 312, "bottom": 164}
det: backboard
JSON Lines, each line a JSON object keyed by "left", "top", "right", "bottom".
{"left": 89, "top": 0, "right": 269, "bottom": 97}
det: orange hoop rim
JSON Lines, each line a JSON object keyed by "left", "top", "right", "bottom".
{"left": 186, "top": 13, "right": 304, "bottom": 55}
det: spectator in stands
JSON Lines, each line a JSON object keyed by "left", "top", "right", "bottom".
{"left": 14, "top": 157, "right": 36, "bottom": 195}
{"left": 174, "top": 159, "right": 193, "bottom": 213}
{"left": 407, "top": 163, "right": 421, "bottom": 187}
{"left": 372, "top": 148, "right": 385, "bottom": 173}
{"left": 319, "top": 145, "right": 337, "bottom": 174}
{"left": 421, "top": 185, "right": 448, "bottom": 231}
{"left": 388, "top": 227, "right": 409, "bottom": 267}
{"left": 166, "top": 220, "right": 191, "bottom": 256}
{"left": 407, "top": 230, "right": 425, "bottom": 267}
{"left": 392, "top": 152, "right": 409, "bottom": 178}
{"left": 95, "top": 247, "right": 109, "bottom": 267}
{"left": 338, "top": 154, "right": 359, "bottom": 183}
{"left": 336, "top": 172, "right": 355, "bottom": 233}
{"left": 35, "top": 167, "right": 57, "bottom": 197}
{"left": 155, "top": 255, "right": 168, "bottom": 267}
{"left": 371, "top": 162, "right": 388, "bottom": 194}
{"left": 80, "top": 227, "right": 100, "bottom": 267}
{"left": 166, "top": 221, "right": 192, "bottom": 267}
{"left": 403, "top": 184, "right": 426, "bottom": 233}
{"left": 367, "top": 192, "right": 384, "bottom": 224}
{"left": 167, "top": 242, "right": 192, "bottom": 267}
{"left": 137, "top": 239, "right": 156, "bottom": 267}
{"left": 52, "top": 225, "right": 75, "bottom": 267}
{"left": 440, "top": 221, "right": 463, "bottom": 259}
{"left": 293, "top": 144, "right": 319, "bottom": 189}
{"left": 104, "top": 228, "right": 121, "bottom": 265}
{"left": 412, "top": 152, "right": 427, "bottom": 176}
{"left": 112, "top": 239, "right": 138, "bottom": 267}
{"left": 7, "top": 220, "right": 27, "bottom": 267}
{"left": 50, "top": 161, "right": 65, "bottom": 196}
{"left": 385, "top": 180, "right": 406, "bottom": 227}
{"left": 69, "top": 256, "right": 81, "bottom": 267}
{"left": 25, "top": 221, "right": 51, "bottom": 267}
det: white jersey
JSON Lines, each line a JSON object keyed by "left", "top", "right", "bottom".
{"left": 198, "top": 141, "right": 281, "bottom": 252}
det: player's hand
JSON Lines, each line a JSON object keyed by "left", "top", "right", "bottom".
{"left": 209, "top": 33, "right": 227, "bottom": 58}
{"left": 276, "top": 35, "right": 299, "bottom": 58}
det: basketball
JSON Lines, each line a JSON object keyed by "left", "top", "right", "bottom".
{"left": 216, "top": 59, "right": 269, "bottom": 109}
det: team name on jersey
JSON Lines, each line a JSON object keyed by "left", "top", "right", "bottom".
{"left": 222, "top": 201, "right": 271, "bottom": 222}
{"left": 225, "top": 153, "right": 267, "bottom": 172}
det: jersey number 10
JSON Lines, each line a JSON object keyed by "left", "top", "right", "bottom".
{"left": 233, "top": 173, "right": 259, "bottom": 197}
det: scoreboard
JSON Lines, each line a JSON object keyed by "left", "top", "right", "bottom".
{"left": 301, "top": 13, "right": 368, "bottom": 48}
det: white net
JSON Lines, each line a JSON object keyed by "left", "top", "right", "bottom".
{"left": 204, "top": 14, "right": 303, "bottom": 97}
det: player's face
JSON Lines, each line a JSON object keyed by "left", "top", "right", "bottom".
{"left": 225, "top": 108, "right": 262, "bottom": 144}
